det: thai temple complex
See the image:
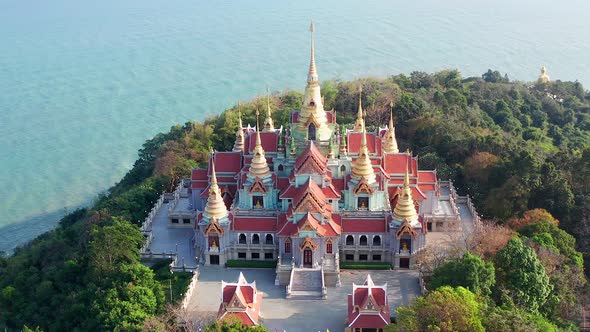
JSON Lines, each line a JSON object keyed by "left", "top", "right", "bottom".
{"left": 166, "top": 22, "right": 466, "bottom": 298}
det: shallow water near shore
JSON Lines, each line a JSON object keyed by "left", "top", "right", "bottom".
{"left": 1, "top": 0, "right": 589, "bottom": 252}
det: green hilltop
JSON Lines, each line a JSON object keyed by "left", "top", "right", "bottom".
{"left": 1, "top": 70, "right": 589, "bottom": 331}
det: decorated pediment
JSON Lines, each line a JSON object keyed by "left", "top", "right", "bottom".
{"left": 204, "top": 217, "right": 224, "bottom": 235}
{"left": 363, "top": 295, "right": 379, "bottom": 311}
{"left": 353, "top": 177, "right": 375, "bottom": 195}
{"left": 304, "top": 113, "right": 321, "bottom": 127}
{"left": 228, "top": 292, "right": 247, "bottom": 311}
{"left": 395, "top": 220, "right": 418, "bottom": 239}
{"left": 248, "top": 177, "right": 268, "bottom": 194}
{"left": 294, "top": 193, "right": 324, "bottom": 213}
{"left": 299, "top": 235, "right": 319, "bottom": 250}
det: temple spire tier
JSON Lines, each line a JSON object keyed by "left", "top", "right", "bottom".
{"left": 393, "top": 156, "right": 418, "bottom": 223}
{"left": 263, "top": 89, "right": 275, "bottom": 132}
{"left": 296, "top": 21, "right": 332, "bottom": 141}
{"left": 204, "top": 161, "right": 229, "bottom": 219}
{"left": 382, "top": 102, "right": 399, "bottom": 153}
{"left": 351, "top": 127, "right": 376, "bottom": 184}
{"left": 353, "top": 86, "right": 365, "bottom": 132}
{"left": 233, "top": 103, "right": 245, "bottom": 152}
{"left": 248, "top": 112, "right": 271, "bottom": 179}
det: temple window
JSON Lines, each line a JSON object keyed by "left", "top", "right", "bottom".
{"left": 285, "top": 238, "right": 292, "bottom": 253}
{"left": 373, "top": 235, "right": 381, "bottom": 246}
{"left": 358, "top": 197, "right": 369, "bottom": 210}
{"left": 264, "top": 252, "right": 273, "bottom": 259}
{"left": 340, "top": 165, "right": 346, "bottom": 173}
{"left": 346, "top": 235, "right": 354, "bottom": 246}
{"left": 400, "top": 236, "right": 412, "bottom": 253}
{"left": 252, "top": 195, "right": 264, "bottom": 209}
{"left": 238, "top": 233, "right": 247, "bottom": 244}
{"left": 308, "top": 123, "right": 316, "bottom": 141}
{"left": 265, "top": 234, "right": 273, "bottom": 245}
{"left": 252, "top": 234, "right": 260, "bottom": 245}
{"left": 208, "top": 235, "right": 219, "bottom": 249}
{"left": 345, "top": 254, "right": 354, "bottom": 261}
{"left": 372, "top": 254, "right": 382, "bottom": 261}
{"left": 326, "top": 240, "right": 333, "bottom": 254}
{"left": 251, "top": 252, "right": 260, "bottom": 259}
{"left": 278, "top": 164, "right": 284, "bottom": 172}
{"left": 359, "top": 235, "right": 368, "bottom": 246}
{"left": 359, "top": 254, "right": 368, "bottom": 261}
{"left": 238, "top": 252, "right": 246, "bottom": 259}
{"left": 309, "top": 100, "right": 315, "bottom": 107}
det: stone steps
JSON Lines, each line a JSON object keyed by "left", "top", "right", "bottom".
{"left": 288, "top": 268, "right": 324, "bottom": 299}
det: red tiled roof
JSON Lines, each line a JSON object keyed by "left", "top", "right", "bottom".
{"left": 293, "top": 178, "right": 327, "bottom": 208}
{"left": 342, "top": 218, "right": 387, "bottom": 233}
{"left": 347, "top": 132, "right": 381, "bottom": 154}
{"left": 387, "top": 186, "right": 427, "bottom": 200}
{"left": 382, "top": 154, "right": 418, "bottom": 176}
{"left": 247, "top": 131, "right": 278, "bottom": 153}
{"left": 332, "top": 178, "right": 345, "bottom": 191}
{"left": 294, "top": 141, "right": 327, "bottom": 173}
{"left": 233, "top": 217, "right": 277, "bottom": 231}
{"left": 210, "top": 152, "right": 243, "bottom": 173}
{"left": 418, "top": 170, "right": 437, "bottom": 183}
{"left": 192, "top": 169, "right": 207, "bottom": 180}
{"left": 420, "top": 184, "right": 436, "bottom": 191}
{"left": 277, "top": 177, "right": 290, "bottom": 190}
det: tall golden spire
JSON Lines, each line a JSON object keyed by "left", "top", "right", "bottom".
{"left": 353, "top": 86, "right": 365, "bottom": 132}
{"left": 204, "top": 160, "right": 229, "bottom": 219}
{"left": 382, "top": 101, "right": 399, "bottom": 153}
{"left": 248, "top": 111, "right": 271, "bottom": 179}
{"left": 393, "top": 155, "right": 418, "bottom": 222}
{"left": 263, "top": 88, "right": 275, "bottom": 132}
{"left": 351, "top": 126, "right": 376, "bottom": 184}
{"left": 233, "top": 102, "right": 245, "bottom": 152}
{"left": 308, "top": 21, "right": 318, "bottom": 83}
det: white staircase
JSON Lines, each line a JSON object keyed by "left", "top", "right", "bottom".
{"left": 287, "top": 268, "right": 326, "bottom": 299}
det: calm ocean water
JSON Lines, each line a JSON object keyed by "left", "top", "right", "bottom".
{"left": 1, "top": 0, "right": 589, "bottom": 252}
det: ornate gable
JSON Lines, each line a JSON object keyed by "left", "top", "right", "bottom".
{"left": 353, "top": 177, "right": 375, "bottom": 195}
{"left": 228, "top": 291, "right": 247, "bottom": 310}
{"left": 299, "top": 235, "right": 319, "bottom": 250}
{"left": 248, "top": 177, "right": 268, "bottom": 194}
{"left": 294, "top": 192, "right": 325, "bottom": 213}
{"left": 395, "top": 220, "right": 419, "bottom": 239}
{"left": 204, "top": 217, "right": 224, "bottom": 235}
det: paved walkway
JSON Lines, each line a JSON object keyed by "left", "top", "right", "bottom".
{"left": 147, "top": 199, "right": 197, "bottom": 267}
{"left": 187, "top": 267, "right": 421, "bottom": 332}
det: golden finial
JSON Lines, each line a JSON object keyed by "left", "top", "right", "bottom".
{"left": 248, "top": 108, "right": 270, "bottom": 179}
{"left": 233, "top": 102, "right": 245, "bottom": 152}
{"left": 354, "top": 85, "right": 365, "bottom": 132}
{"left": 308, "top": 20, "right": 318, "bottom": 83}
{"left": 204, "top": 159, "right": 229, "bottom": 219}
{"left": 264, "top": 87, "right": 275, "bottom": 131}
{"left": 393, "top": 156, "right": 418, "bottom": 222}
{"left": 382, "top": 101, "right": 399, "bottom": 153}
{"left": 351, "top": 125, "right": 376, "bottom": 184}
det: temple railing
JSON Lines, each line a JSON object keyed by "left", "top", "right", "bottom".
{"left": 180, "top": 269, "right": 200, "bottom": 310}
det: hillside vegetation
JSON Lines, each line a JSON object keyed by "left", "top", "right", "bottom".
{"left": 1, "top": 70, "right": 589, "bottom": 331}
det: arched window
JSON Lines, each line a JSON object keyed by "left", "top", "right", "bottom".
{"left": 326, "top": 239, "right": 333, "bottom": 254}
{"left": 308, "top": 123, "right": 316, "bottom": 141}
{"left": 238, "top": 233, "right": 246, "bottom": 244}
{"left": 373, "top": 235, "right": 381, "bottom": 246}
{"left": 346, "top": 235, "right": 354, "bottom": 246}
{"left": 359, "top": 235, "right": 368, "bottom": 246}
{"left": 340, "top": 165, "right": 346, "bottom": 173}
{"left": 252, "top": 234, "right": 260, "bottom": 245}
{"left": 265, "top": 234, "right": 273, "bottom": 245}
{"left": 278, "top": 164, "right": 284, "bottom": 172}
{"left": 285, "top": 238, "right": 292, "bottom": 254}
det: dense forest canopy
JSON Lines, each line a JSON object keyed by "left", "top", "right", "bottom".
{"left": 0, "top": 69, "right": 589, "bottom": 331}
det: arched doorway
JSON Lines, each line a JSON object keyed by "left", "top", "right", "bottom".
{"left": 308, "top": 123, "right": 316, "bottom": 141}
{"left": 303, "top": 248, "right": 313, "bottom": 267}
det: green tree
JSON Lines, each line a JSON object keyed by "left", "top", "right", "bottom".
{"left": 428, "top": 252, "right": 495, "bottom": 295}
{"left": 495, "top": 237, "right": 552, "bottom": 313}
{"left": 390, "top": 286, "right": 484, "bottom": 332}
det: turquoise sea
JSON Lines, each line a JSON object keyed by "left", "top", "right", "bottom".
{"left": 1, "top": 0, "right": 589, "bottom": 253}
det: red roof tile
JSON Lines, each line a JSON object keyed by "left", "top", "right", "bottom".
{"left": 210, "top": 152, "right": 243, "bottom": 173}
{"left": 342, "top": 218, "right": 387, "bottom": 233}
{"left": 418, "top": 170, "right": 437, "bottom": 183}
{"left": 347, "top": 132, "right": 381, "bottom": 154}
{"left": 233, "top": 217, "right": 277, "bottom": 231}
{"left": 247, "top": 131, "right": 278, "bottom": 153}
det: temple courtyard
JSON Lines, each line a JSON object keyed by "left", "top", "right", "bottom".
{"left": 186, "top": 267, "right": 421, "bottom": 331}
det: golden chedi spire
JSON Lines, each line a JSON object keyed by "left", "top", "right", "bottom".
{"left": 248, "top": 111, "right": 271, "bottom": 179}
{"left": 297, "top": 21, "right": 332, "bottom": 141}
{"left": 393, "top": 155, "right": 418, "bottom": 222}
{"left": 382, "top": 101, "right": 399, "bottom": 153}
{"left": 538, "top": 65, "right": 550, "bottom": 84}
{"left": 263, "top": 88, "right": 275, "bottom": 132}
{"left": 204, "top": 161, "right": 229, "bottom": 219}
{"left": 351, "top": 126, "right": 376, "bottom": 184}
{"left": 233, "top": 103, "right": 245, "bottom": 152}
{"left": 353, "top": 86, "right": 365, "bottom": 132}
